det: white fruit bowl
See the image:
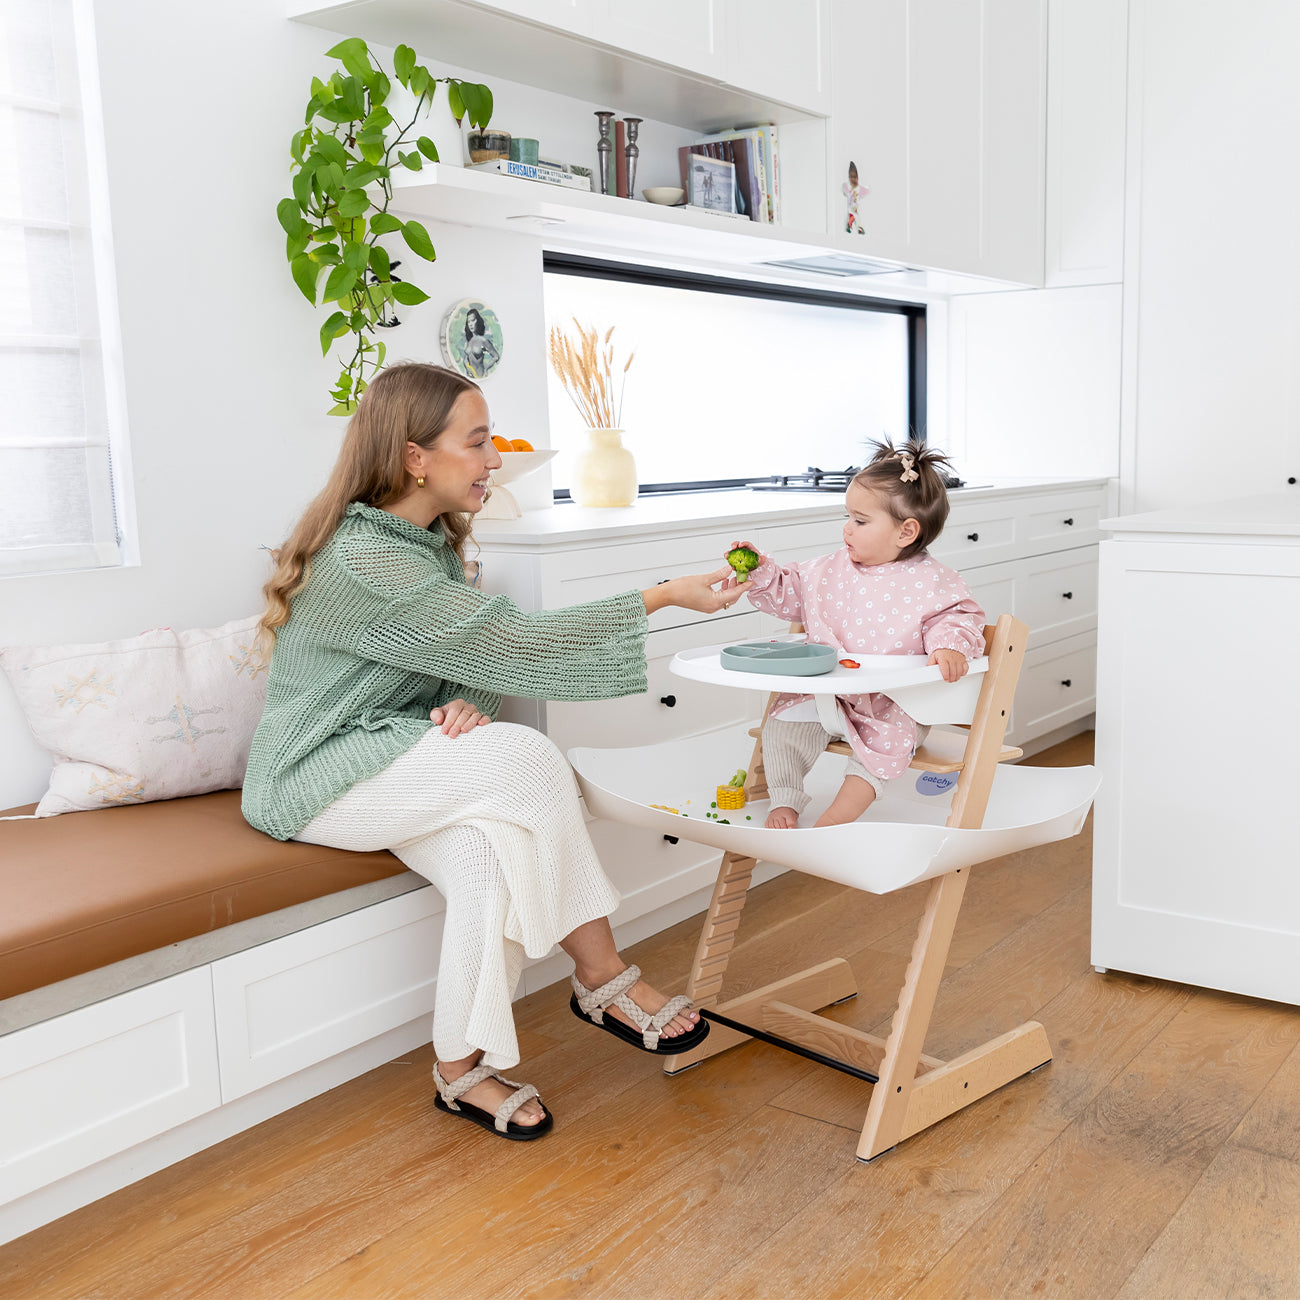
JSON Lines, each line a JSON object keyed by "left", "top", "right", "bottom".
{"left": 642, "top": 187, "right": 685, "bottom": 206}
{"left": 481, "top": 448, "right": 557, "bottom": 518}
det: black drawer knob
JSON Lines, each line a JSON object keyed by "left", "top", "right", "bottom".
{"left": 1064, "top": 517, "right": 1075, "bottom": 526}
{"left": 1062, "top": 591, "right": 1074, "bottom": 600}
{"left": 663, "top": 834, "right": 679, "bottom": 844}
{"left": 1061, "top": 679, "right": 1072, "bottom": 687}
{"left": 967, "top": 532, "right": 979, "bottom": 542}
{"left": 659, "top": 694, "right": 677, "bottom": 708}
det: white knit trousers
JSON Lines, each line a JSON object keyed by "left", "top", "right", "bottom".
{"left": 295, "top": 724, "right": 620, "bottom": 1070}
{"left": 762, "top": 716, "right": 885, "bottom": 813}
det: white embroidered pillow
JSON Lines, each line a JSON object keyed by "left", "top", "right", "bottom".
{"left": 0, "top": 615, "right": 269, "bottom": 816}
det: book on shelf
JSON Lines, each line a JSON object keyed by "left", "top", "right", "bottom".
{"left": 615, "top": 118, "right": 628, "bottom": 199}
{"left": 468, "top": 158, "right": 592, "bottom": 192}
{"left": 691, "top": 125, "right": 779, "bottom": 224}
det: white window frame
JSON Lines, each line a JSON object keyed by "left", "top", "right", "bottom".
{"left": 0, "top": 0, "right": 134, "bottom": 578}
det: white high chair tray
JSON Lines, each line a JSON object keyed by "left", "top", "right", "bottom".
{"left": 671, "top": 637, "right": 988, "bottom": 726}
{"left": 569, "top": 723, "right": 1100, "bottom": 896}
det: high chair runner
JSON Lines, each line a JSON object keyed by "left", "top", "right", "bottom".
{"left": 567, "top": 614, "right": 1100, "bottom": 1162}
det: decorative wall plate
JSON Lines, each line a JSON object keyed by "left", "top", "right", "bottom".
{"left": 440, "top": 298, "right": 504, "bottom": 379}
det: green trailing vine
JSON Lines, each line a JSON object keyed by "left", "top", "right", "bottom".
{"left": 278, "top": 38, "right": 493, "bottom": 414}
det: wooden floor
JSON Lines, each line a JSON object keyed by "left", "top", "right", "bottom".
{"left": 6, "top": 733, "right": 1300, "bottom": 1300}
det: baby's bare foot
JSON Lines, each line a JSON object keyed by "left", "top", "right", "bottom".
{"left": 766, "top": 805, "right": 799, "bottom": 829}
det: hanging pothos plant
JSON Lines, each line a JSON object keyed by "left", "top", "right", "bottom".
{"left": 278, "top": 38, "right": 493, "bottom": 414}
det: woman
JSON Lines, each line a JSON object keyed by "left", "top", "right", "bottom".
{"left": 243, "top": 363, "right": 741, "bottom": 1141}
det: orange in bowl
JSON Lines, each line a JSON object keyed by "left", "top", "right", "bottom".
{"left": 490, "top": 435, "right": 512, "bottom": 453}
{"left": 509, "top": 438, "right": 534, "bottom": 452}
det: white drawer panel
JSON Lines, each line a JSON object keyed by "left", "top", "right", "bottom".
{"left": 1023, "top": 493, "right": 1105, "bottom": 547}
{"left": 930, "top": 507, "right": 1018, "bottom": 567}
{"left": 212, "top": 889, "right": 441, "bottom": 1101}
{"left": 0, "top": 969, "right": 219, "bottom": 1204}
{"left": 548, "top": 612, "right": 769, "bottom": 754}
{"left": 1019, "top": 550, "right": 1100, "bottom": 640}
{"left": 963, "top": 572, "right": 1016, "bottom": 629}
{"left": 1015, "top": 633, "right": 1097, "bottom": 742}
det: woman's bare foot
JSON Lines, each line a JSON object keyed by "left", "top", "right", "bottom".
{"left": 571, "top": 963, "right": 700, "bottom": 1039}
{"left": 812, "top": 775, "right": 877, "bottom": 828}
{"left": 437, "top": 1054, "right": 547, "bottom": 1126}
{"left": 765, "top": 805, "right": 800, "bottom": 829}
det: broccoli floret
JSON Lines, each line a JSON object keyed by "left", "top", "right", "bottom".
{"left": 727, "top": 547, "right": 761, "bottom": 582}
{"left": 727, "top": 769, "right": 747, "bottom": 789}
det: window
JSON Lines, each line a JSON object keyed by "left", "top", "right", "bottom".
{"left": 543, "top": 255, "right": 925, "bottom": 496}
{"left": 0, "top": 0, "right": 130, "bottom": 577}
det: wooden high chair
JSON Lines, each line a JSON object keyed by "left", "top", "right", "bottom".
{"left": 662, "top": 614, "right": 1046, "bottom": 1162}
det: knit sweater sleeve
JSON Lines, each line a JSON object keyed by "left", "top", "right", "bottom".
{"left": 342, "top": 564, "right": 650, "bottom": 702}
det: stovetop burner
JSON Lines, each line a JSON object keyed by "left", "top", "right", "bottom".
{"left": 748, "top": 466, "right": 966, "bottom": 492}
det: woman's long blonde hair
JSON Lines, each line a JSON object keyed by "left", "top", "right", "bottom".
{"left": 260, "top": 362, "right": 481, "bottom": 640}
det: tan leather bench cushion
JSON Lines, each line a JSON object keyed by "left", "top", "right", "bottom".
{"left": 0, "top": 790, "right": 404, "bottom": 1000}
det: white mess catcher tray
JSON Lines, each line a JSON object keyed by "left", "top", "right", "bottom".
{"left": 568, "top": 723, "right": 1099, "bottom": 895}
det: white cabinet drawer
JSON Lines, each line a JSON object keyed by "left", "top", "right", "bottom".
{"left": 212, "top": 889, "right": 441, "bottom": 1101}
{"left": 1019, "top": 550, "right": 1099, "bottom": 639}
{"left": 1014, "top": 633, "right": 1097, "bottom": 741}
{"left": 931, "top": 506, "right": 1019, "bottom": 567}
{"left": 1023, "top": 492, "right": 1105, "bottom": 547}
{"left": 548, "top": 612, "right": 769, "bottom": 754}
{"left": 0, "top": 969, "right": 220, "bottom": 1204}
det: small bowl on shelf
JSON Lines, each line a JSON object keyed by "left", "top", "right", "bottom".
{"left": 642, "top": 187, "right": 685, "bottom": 206}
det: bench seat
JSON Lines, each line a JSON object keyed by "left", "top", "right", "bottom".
{"left": 0, "top": 791, "right": 404, "bottom": 1001}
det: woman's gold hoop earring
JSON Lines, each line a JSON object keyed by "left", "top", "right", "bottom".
{"left": 416, "top": 476, "right": 425, "bottom": 488}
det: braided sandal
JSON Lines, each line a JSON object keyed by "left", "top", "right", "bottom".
{"left": 569, "top": 964, "right": 710, "bottom": 1055}
{"left": 432, "top": 1062, "right": 554, "bottom": 1141}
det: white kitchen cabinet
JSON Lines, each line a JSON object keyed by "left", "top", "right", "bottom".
{"left": 1093, "top": 495, "right": 1300, "bottom": 1005}
{"left": 727, "top": 0, "right": 831, "bottom": 114}
{"left": 829, "top": 0, "right": 1125, "bottom": 288}
{"left": 466, "top": 0, "right": 593, "bottom": 35}
{"left": 599, "top": 0, "right": 725, "bottom": 82}
{"left": 832, "top": 0, "right": 1047, "bottom": 285}
{"left": 0, "top": 969, "right": 220, "bottom": 1205}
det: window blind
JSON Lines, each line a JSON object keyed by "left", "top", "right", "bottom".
{"left": 0, "top": 0, "right": 128, "bottom": 577}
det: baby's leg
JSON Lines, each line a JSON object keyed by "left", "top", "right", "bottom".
{"left": 813, "top": 760, "right": 885, "bottom": 828}
{"left": 761, "top": 718, "right": 830, "bottom": 829}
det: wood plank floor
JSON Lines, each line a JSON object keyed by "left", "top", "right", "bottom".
{"left": 6, "top": 732, "right": 1300, "bottom": 1299}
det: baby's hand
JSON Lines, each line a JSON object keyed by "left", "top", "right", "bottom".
{"left": 927, "top": 648, "right": 970, "bottom": 683}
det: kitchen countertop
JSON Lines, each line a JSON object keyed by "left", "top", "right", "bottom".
{"left": 474, "top": 477, "right": 1112, "bottom": 546}
{"left": 1101, "top": 492, "right": 1300, "bottom": 541}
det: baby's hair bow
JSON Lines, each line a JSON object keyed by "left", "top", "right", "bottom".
{"left": 897, "top": 451, "right": 919, "bottom": 483}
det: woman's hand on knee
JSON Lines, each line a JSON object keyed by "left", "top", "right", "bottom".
{"left": 430, "top": 699, "right": 492, "bottom": 737}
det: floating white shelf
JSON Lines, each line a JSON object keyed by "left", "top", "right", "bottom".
{"left": 287, "top": 0, "right": 821, "bottom": 134}
{"left": 387, "top": 165, "right": 1032, "bottom": 296}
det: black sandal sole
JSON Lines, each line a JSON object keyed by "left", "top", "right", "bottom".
{"left": 569, "top": 994, "right": 711, "bottom": 1055}
{"left": 434, "top": 1093, "right": 554, "bottom": 1140}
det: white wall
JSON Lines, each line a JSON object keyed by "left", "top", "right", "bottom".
{"left": 0, "top": 0, "right": 692, "bottom": 808}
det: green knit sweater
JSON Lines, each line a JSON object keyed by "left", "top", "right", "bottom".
{"left": 242, "top": 503, "right": 649, "bottom": 840}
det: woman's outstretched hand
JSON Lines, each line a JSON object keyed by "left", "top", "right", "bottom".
{"left": 429, "top": 699, "right": 492, "bottom": 737}
{"left": 643, "top": 567, "right": 744, "bottom": 615}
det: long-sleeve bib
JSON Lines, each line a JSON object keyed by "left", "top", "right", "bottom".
{"left": 743, "top": 548, "right": 985, "bottom": 783}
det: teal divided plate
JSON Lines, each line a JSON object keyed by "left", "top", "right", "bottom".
{"left": 720, "top": 641, "right": 837, "bottom": 676}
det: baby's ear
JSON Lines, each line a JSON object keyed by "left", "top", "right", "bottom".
{"left": 899, "top": 518, "right": 921, "bottom": 543}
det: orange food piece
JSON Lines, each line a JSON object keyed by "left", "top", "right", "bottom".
{"left": 490, "top": 434, "right": 512, "bottom": 452}
{"left": 509, "top": 438, "right": 534, "bottom": 452}
{"left": 838, "top": 658, "right": 860, "bottom": 669}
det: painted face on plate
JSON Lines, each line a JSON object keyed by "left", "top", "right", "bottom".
{"left": 419, "top": 390, "right": 502, "bottom": 515}
{"left": 841, "top": 481, "right": 918, "bottom": 566}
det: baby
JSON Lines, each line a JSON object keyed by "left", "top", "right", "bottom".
{"left": 733, "top": 439, "right": 986, "bottom": 829}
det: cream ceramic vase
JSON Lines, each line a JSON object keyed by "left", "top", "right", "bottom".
{"left": 571, "top": 427, "right": 638, "bottom": 507}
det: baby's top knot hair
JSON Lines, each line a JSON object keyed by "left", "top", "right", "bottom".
{"left": 851, "top": 437, "right": 958, "bottom": 560}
